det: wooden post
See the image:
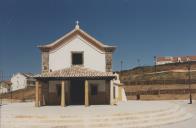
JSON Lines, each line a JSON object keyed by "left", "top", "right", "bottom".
{"left": 39, "top": 82, "right": 43, "bottom": 106}
{"left": 67, "top": 81, "right": 70, "bottom": 105}
{"left": 35, "top": 81, "right": 39, "bottom": 107}
{"left": 110, "top": 80, "right": 114, "bottom": 105}
{"left": 61, "top": 80, "right": 65, "bottom": 107}
{"left": 85, "top": 80, "right": 89, "bottom": 107}
{"left": 105, "top": 80, "right": 110, "bottom": 104}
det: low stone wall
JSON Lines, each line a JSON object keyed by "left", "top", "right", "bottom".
{"left": 127, "top": 94, "right": 196, "bottom": 100}
{"left": 0, "top": 86, "right": 35, "bottom": 101}
{"left": 124, "top": 84, "right": 196, "bottom": 100}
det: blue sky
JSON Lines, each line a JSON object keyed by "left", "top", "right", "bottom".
{"left": 0, "top": 0, "right": 196, "bottom": 79}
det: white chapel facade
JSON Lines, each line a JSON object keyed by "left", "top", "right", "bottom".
{"left": 34, "top": 23, "right": 125, "bottom": 107}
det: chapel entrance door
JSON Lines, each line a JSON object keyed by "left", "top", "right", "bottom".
{"left": 70, "top": 79, "right": 85, "bottom": 105}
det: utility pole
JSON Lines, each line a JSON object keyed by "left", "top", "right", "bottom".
{"left": 187, "top": 59, "right": 192, "bottom": 104}
{"left": 142, "top": 64, "right": 145, "bottom": 79}
{"left": 0, "top": 70, "right": 3, "bottom": 106}
{"left": 120, "top": 60, "right": 123, "bottom": 72}
{"left": 0, "top": 71, "right": 1, "bottom": 106}
{"left": 154, "top": 56, "right": 157, "bottom": 73}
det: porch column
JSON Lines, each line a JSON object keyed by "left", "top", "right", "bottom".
{"left": 35, "top": 80, "right": 39, "bottom": 107}
{"left": 61, "top": 80, "right": 65, "bottom": 107}
{"left": 35, "top": 80, "right": 42, "bottom": 107}
{"left": 85, "top": 80, "right": 89, "bottom": 107}
{"left": 39, "top": 82, "right": 43, "bottom": 106}
{"left": 105, "top": 80, "right": 110, "bottom": 104}
{"left": 110, "top": 80, "right": 114, "bottom": 105}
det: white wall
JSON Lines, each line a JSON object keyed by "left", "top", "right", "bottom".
{"left": 0, "top": 86, "right": 9, "bottom": 94}
{"left": 156, "top": 61, "right": 173, "bottom": 65}
{"left": 11, "top": 73, "right": 27, "bottom": 91}
{"left": 49, "top": 36, "right": 106, "bottom": 72}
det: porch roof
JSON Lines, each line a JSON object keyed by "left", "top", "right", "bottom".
{"left": 34, "top": 66, "right": 116, "bottom": 79}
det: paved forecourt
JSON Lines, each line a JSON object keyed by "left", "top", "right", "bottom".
{"left": 1, "top": 101, "right": 192, "bottom": 128}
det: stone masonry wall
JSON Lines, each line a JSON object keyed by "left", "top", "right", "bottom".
{"left": 105, "top": 52, "right": 112, "bottom": 72}
{"left": 41, "top": 51, "right": 49, "bottom": 73}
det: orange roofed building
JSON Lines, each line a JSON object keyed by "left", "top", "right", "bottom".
{"left": 156, "top": 56, "right": 196, "bottom": 65}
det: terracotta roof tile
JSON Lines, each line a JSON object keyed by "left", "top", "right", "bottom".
{"left": 0, "top": 80, "right": 12, "bottom": 86}
{"left": 34, "top": 66, "right": 116, "bottom": 79}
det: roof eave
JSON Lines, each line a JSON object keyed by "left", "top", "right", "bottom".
{"left": 37, "top": 27, "right": 117, "bottom": 52}
{"left": 34, "top": 76, "right": 116, "bottom": 80}
{"left": 104, "top": 46, "right": 116, "bottom": 52}
{"left": 37, "top": 45, "right": 50, "bottom": 52}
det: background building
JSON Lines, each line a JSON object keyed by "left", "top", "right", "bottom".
{"left": 156, "top": 56, "right": 196, "bottom": 65}
{"left": 0, "top": 80, "right": 12, "bottom": 94}
{"left": 11, "top": 73, "right": 35, "bottom": 91}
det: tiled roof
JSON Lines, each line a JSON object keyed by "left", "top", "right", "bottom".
{"left": 34, "top": 66, "right": 116, "bottom": 79}
{"left": 21, "top": 73, "right": 34, "bottom": 78}
{"left": 0, "top": 80, "right": 12, "bottom": 85}
{"left": 0, "top": 80, "right": 12, "bottom": 88}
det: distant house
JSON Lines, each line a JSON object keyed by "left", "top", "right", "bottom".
{"left": 11, "top": 73, "right": 36, "bottom": 91}
{"left": 0, "top": 80, "right": 12, "bottom": 94}
{"left": 34, "top": 23, "right": 126, "bottom": 107}
{"left": 156, "top": 56, "right": 196, "bottom": 65}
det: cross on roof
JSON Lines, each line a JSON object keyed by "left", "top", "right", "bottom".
{"left": 75, "top": 20, "right": 80, "bottom": 29}
{"left": 76, "top": 20, "right": 79, "bottom": 26}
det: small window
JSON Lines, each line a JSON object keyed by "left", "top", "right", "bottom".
{"left": 91, "top": 85, "right": 98, "bottom": 96}
{"left": 72, "top": 52, "right": 83, "bottom": 65}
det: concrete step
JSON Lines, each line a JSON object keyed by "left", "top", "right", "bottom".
{"left": 8, "top": 104, "right": 180, "bottom": 122}
{"left": 2, "top": 104, "right": 192, "bottom": 128}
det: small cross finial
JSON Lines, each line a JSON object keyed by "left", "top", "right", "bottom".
{"left": 75, "top": 20, "right": 80, "bottom": 29}
{"left": 76, "top": 20, "right": 79, "bottom": 25}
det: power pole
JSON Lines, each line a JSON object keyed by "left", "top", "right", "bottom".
{"left": 187, "top": 60, "right": 192, "bottom": 104}
{"left": 120, "top": 60, "right": 123, "bottom": 72}
{"left": 154, "top": 56, "right": 157, "bottom": 73}
{"left": 0, "top": 70, "right": 3, "bottom": 105}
